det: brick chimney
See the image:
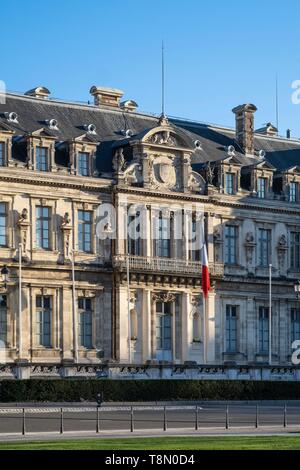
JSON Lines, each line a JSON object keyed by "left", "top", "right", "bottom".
{"left": 90, "top": 86, "right": 124, "bottom": 108}
{"left": 25, "top": 86, "right": 51, "bottom": 99}
{"left": 232, "top": 103, "right": 257, "bottom": 155}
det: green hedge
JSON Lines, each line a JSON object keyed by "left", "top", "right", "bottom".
{"left": 0, "top": 379, "right": 300, "bottom": 402}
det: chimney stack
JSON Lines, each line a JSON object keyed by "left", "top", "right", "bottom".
{"left": 232, "top": 103, "right": 257, "bottom": 155}
{"left": 90, "top": 86, "right": 124, "bottom": 108}
{"left": 25, "top": 86, "right": 51, "bottom": 99}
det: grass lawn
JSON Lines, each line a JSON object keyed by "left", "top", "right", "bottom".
{"left": 0, "top": 436, "right": 300, "bottom": 450}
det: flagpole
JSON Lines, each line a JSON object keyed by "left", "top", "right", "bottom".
{"left": 202, "top": 295, "right": 207, "bottom": 364}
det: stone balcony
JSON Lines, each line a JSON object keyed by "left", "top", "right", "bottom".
{"left": 112, "top": 254, "right": 224, "bottom": 277}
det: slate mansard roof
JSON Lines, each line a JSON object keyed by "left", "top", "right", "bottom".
{"left": 1, "top": 92, "right": 300, "bottom": 175}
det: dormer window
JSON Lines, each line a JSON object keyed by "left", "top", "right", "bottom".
{"left": 289, "top": 182, "right": 298, "bottom": 202}
{"left": 36, "top": 146, "right": 48, "bottom": 172}
{"left": 257, "top": 177, "right": 267, "bottom": 199}
{"left": 77, "top": 151, "right": 89, "bottom": 176}
{"left": 225, "top": 172, "right": 235, "bottom": 195}
{"left": 0, "top": 142, "right": 4, "bottom": 166}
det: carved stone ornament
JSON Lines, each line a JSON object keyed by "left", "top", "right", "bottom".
{"left": 61, "top": 213, "right": 72, "bottom": 262}
{"left": 191, "top": 295, "right": 201, "bottom": 308}
{"left": 18, "top": 208, "right": 30, "bottom": 255}
{"left": 213, "top": 227, "right": 222, "bottom": 242}
{"left": 149, "top": 131, "right": 178, "bottom": 147}
{"left": 277, "top": 234, "right": 288, "bottom": 270}
{"left": 113, "top": 148, "right": 126, "bottom": 173}
{"left": 152, "top": 292, "right": 176, "bottom": 303}
{"left": 245, "top": 232, "right": 254, "bottom": 244}
{"left": 206, "top": 162, "right": 215, "bottom": 185}
{"left": 62, "top": 212, "right": 71, "bottom": 226}
{"left": 124, "top": 162, "right": 142, "bottom": 184}
{"left": 244, "top": 232, "right": 256, "bottom": 264}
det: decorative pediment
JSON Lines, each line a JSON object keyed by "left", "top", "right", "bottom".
{"left": 143, "top": 126, "right": 192, "bottom": 150}
{"left": 0, "top": 120, "right": 14, "bottom": 134}
{"left": 284, "top": 165, "right": 300, "bottom": 175}
{"left": 30, "top": 127, "right": 57, "bottom": 139}
{"left": 253, "top": 160, "right": 276, "bottom": 171}
{"left": 218, "top": 155, "right": 242, "bottom": 166}
{"left": 73, "top": 133, "right": 99, "bottom": 144}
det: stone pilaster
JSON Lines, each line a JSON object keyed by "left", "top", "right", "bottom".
{"left": 142, "top": 289, "right": 151, "bottom": 362}
{"left": 206, "top": 291, "right": 216, "bottom": 363}
{"left": 181, "top": 292, "right": 189, "bottom": 363}
{"left": 61, "top": 287, "right": 74, "bottom": 361}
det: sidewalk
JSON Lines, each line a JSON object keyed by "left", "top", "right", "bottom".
{"left": 0, "top": 426, "right": 300, "bottom": 442}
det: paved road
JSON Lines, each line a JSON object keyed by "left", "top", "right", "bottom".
{"left": 0, "top": 404, "right": 300, "bottom": 435}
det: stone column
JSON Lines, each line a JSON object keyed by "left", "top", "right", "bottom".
{"left": 116, "top": 285, "right": 129, "bottom": 363}
{"left": 206, "top": 291, "right": 216, "bottom": 363}
{"left": 151, "top": 296, "right": 156, "bottom": 360}
{"left": 246, "top": 297, "right": 256, "bottom": 362}
{"left": 182, "top": 211, "right": 190, "bottom": 261}
{"left": 171, "top": 300, "right": 176, "bottom": 363}
{"left": 181, "top": 292, "right": 189, "bottom": 363}
{"left": 19, "top": 285, "right": 30, "bottom": 360}
{"left": 279, "top": 299, "right": 288, "bottom": 364}
{"left": 62, "top": 287, "right": 74, "bottom": 361}
{"left": 142, "top": 289, "right": 151, "bottom": 362}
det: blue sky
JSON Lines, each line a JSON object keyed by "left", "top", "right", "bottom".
{"left": 2, "top": 0, "right": 300, "bottom": 136}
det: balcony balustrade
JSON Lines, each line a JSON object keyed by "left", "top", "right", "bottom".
{"left": 113, "top": 254, "right": 224, "bottom": 277}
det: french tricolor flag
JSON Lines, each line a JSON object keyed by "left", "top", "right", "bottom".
{"left": 202, "top": 225, "right": 211, "bottom": 299}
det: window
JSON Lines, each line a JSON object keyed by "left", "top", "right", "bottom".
{"left": 258, "top": 228, "right": 271, "bottom": 267}
{"left": 290, "top": 232, "right": 300, "bottom": 270}
{"left": 225, "top": 172, "right": 235, "bottom": 195}
{"left": 36, "top": 206, "right": 50, "bottom": 249}
{"left": 0, "top": 142, "right": 5, "bottom": 166}
{"left": 0, "top": 295, "right": 7, "bottom": 346}
{"left": 36, "top": 146, "right": 48, "bottom": 172}
{"left": 77, "top": 152, "right": 89, "bottom": 176}
{"left": 257, "top": 177, "right": 267, "bottom": 199}
{"left": 0, "top": 203, "right": 7, "bottom": 247}
{"left": 259, "top": 307, "right": 269, "bottom": 353}
{"left": 156, "top": 302, "right": 172, "bottom": 351}
{"left": 128, "top": 213, "right": 141, "bottom": 255}
{"left": 78, "top": 298, "right": 93, "bottom": 348}
{"left": 189, "top": 218, "right": 201, "bottom": 261}
{"left": 226, "top": 305, "right": 237, "bottom": 352}
{"left": 289, "top": 182, "right": 298, "bottom": 203}
{"left": 155, "top": 214, "right": 171, "bottom": 258}
{"left": 36, "top": 296, "right": 51, "bottom": 347}
{"left": 78, "top": 210, "right": 92, "bottom": 252}
{"left": 291, "top": 309, "right": 300, "bottom": 344}
{"left": 224, "top": 225, "right": 238, "bottom": 265}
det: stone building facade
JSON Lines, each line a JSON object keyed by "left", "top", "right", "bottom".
{"left": 0, "top": 85, "right": 299, "bottom": 380}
